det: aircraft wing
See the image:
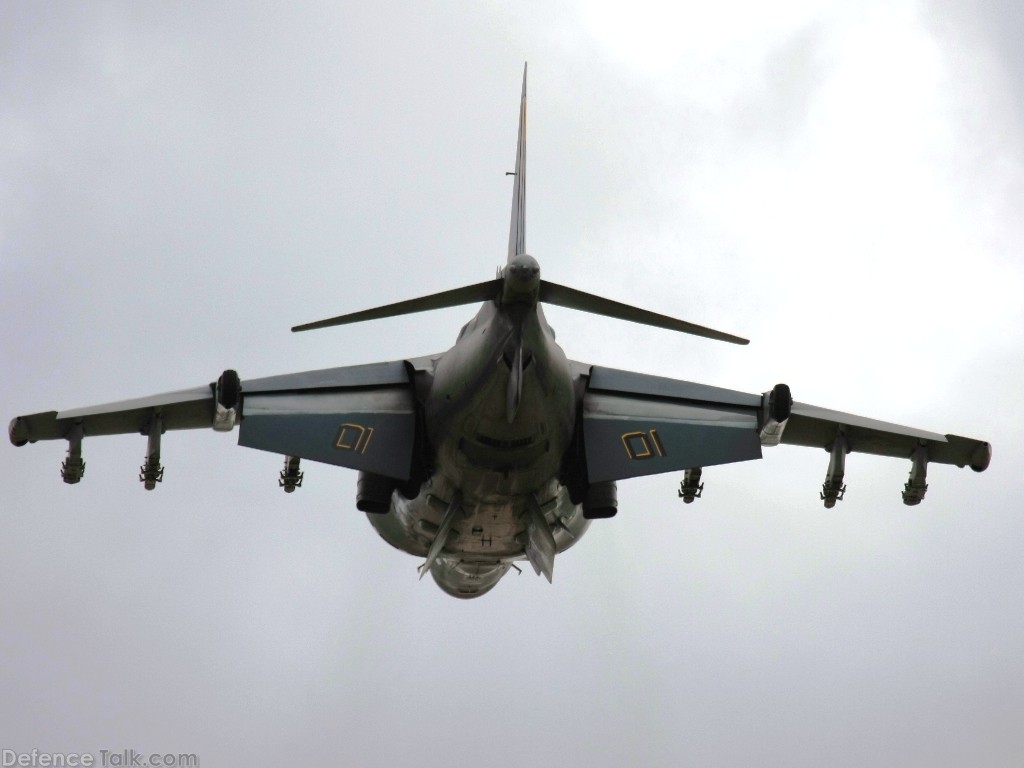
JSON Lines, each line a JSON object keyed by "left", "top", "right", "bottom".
{"left": 9, "top": 386, "right": 221, "bottom": 442}
{"left": 578, "top": 364, "right": 990, "bottom": 503}
{"left": 9, "top": 360, "right": 422, "bottom": 484}
{"left": 239, "top": 361, "right": 418, "bottom": 479}
{"left": 779, "top": 402, "right": 989, "bottom": 467}
{"left": 580, "top": 365, "right": 764, "bottom": 483}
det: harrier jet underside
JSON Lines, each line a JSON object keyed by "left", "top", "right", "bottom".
{"left": 9, "top": 66, "right": 991, "bottom": 598}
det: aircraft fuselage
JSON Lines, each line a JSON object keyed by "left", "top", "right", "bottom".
{"left": 366, "top": 256, "right": 591, "bottom": 597}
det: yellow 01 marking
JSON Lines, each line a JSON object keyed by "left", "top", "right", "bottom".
{"left": 336, "top": 423, "right": 375, "bottom": 454}
{"left": 360, "top": 426, "right": 374, "bottom": 453}
{"left": 649, "top": 429, "right": 666, "bottom": 457}
{"left": 621, "top": 429, "right": 667, "bottom": 460}
{"left": 621, "top": 431, "right": 652, "bottom": 459}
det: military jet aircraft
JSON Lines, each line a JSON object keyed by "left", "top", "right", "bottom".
{"left": 9, "top": 66, "right": 991, "bottom": 598}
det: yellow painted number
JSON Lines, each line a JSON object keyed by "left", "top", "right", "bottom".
{"left": 336, "top": 423, "right": 374, "bottom": 454}
{"left": 621, "top": 429, "right": 666, "bottom": 460}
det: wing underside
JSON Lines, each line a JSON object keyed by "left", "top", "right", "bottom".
{"left": 580, "top": 365, "right": 763, "bottom": 483}
{"left": 577, "top": 364, "right": 990, "bottom": 505}
{"left": 10, "top": 360, "right": 422, "bottom": 484}
{"left": 782, "top": 402, "right": 989, "bottom": 467}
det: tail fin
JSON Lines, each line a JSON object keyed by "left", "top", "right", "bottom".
{"left": 507, "top": 63, "right": 527, "bottom": 262}
{"left": 292, "top": 64, "right": 748, "bottom": 347}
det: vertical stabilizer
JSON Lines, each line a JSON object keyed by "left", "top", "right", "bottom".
{"left": 507, "top": 64, "right": 527, "bottom": 262}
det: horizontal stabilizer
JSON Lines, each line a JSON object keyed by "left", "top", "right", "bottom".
{"left": 538, "top": 280, "right": 749, "bottom": 345}
{"left": 292, "top": 279, "right": 502, "bottom": 333}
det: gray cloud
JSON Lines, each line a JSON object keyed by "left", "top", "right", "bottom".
{"left": 2, "top": 2, "right": 1022, "bottom": 766}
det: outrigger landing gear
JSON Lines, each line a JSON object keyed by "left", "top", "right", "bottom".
{"left": 213, "top": 369, "right": 240, "bottom": 432}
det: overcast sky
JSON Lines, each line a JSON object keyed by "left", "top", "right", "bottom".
{"left": 2, "top": 2, "right": 1022, "bottom": 766}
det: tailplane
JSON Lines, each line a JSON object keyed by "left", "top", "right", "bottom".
{"left": 291, "top": 65, "right": 748, "bottom": 346}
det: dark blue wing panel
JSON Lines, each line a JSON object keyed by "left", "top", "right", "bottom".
{"left": 239, "top": 389, "right": 416, "bottom": 479}
{"left": 582, "top": 391, "right": 761, "bottom": 483}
